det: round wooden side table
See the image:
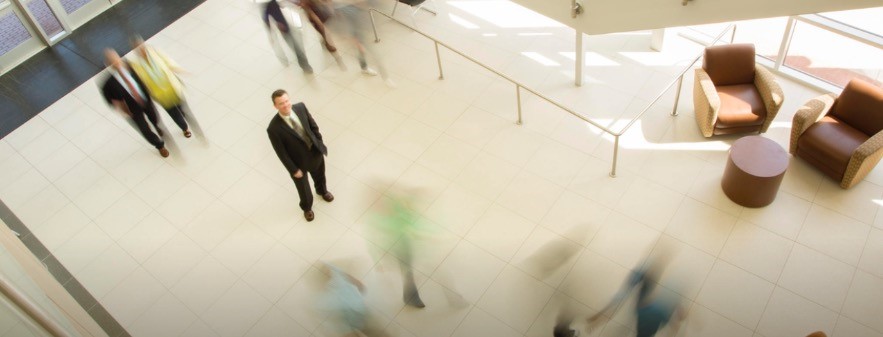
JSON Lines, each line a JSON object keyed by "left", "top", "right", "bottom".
{"left": 721, "top": 136, "right": 789, "bottom": 208}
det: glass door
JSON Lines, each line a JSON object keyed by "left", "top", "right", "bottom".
{"left": 0, "top": 1, "right": 45, "bottom": 74}
{"left": 53, "top": 0, "right": 110, "bottom": 29}
{"left": 19, "top": 0, "right": 69, "bottom": 43}
{"left": 0, "top": 0, "right": 112, "bottom": 74}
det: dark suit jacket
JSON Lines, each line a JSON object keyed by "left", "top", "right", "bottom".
{"left": 100, "top": 63, "right": 154, "bottom": 115}
{"left": 267, "top": 102, "right": 328, "bottom": 175}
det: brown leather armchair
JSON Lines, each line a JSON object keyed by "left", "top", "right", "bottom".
{"left": 790, "top": 79, "right": 883, "bottom": 189}
{"left": 694, "top": 44, "right": 784, "bottom": 137}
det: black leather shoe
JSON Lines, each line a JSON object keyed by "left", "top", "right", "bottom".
{"left": 405, "top": 294, "right": 426, "bottom": 308}
{"left": 321, "top": 192, "right": 334, "bottom": 202}
{"left": 304, "top": 210, "right": 315, "bottom": 222}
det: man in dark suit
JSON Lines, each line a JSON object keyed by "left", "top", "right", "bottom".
{"left": 267, "top": 89, "right": 333, "bottom": 221}
{"left": 100, "top": 48, "right": 169, "bottom": 157}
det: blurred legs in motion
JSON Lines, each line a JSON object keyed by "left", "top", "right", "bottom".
{"left": 584, "top": 244, "right": 687, "bottom": 336}
{"left": 263, "top": 0, "right": 313, "bottom": 73}
{"left": 554, "top": 306, "right": 580, "bottom": 337}
{"left": 328, "top": 0, "right": 390, "bottom": 81}
{"left": 301, "top": 0, "right": 348, "bottom": 69}
{"left": 398, "top": 243, "right": 424, "bottom": 308}
{"left": 318, "top": 262, "right": 391, "bottom": 337}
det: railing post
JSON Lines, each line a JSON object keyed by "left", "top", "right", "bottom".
{"left": 610, "top": 134, "right": 619, "bottom": 177}
{"left": 370, "top": 10, "right": 380, "bottom": 43}
{"left": 671, "top": 73, "right": 684, "bottom": 116}
{"left": 434, "top": 42, "right": 444, "bottom": 80}
{"left": 516, "top": 84, "right": 523, "bottom": 125}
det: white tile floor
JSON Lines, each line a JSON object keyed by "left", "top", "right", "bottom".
{"left": 3, "top": 0, "right": 883, "bottom": 336}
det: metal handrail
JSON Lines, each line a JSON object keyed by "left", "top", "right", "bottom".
{"left": 368, "top": 9, "right": 625, "bottom": 174}
{"left": 368, "top": 8, "right": 733, "bottom": 177}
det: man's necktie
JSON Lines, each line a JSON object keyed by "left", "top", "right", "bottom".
{"left": 121, "top": 72, "right": 145, "bottom": 106}
{"left": 290, "top": 115, "right": 312, "bottom": 148}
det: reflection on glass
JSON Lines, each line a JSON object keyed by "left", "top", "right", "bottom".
{"left": 59, "top": 0, "right": 91, "bottom": 14}
{"left": 684, "top": 17, "right": 787, "bottom": 62}
{"left": 730, "top": 17, "right": 788, "bottom": 61}
{"left": 820, "top": 7, "right": 883, "bottom": 36}
{"left": 0, "top": 11, "right": 32, "bottom": 56}
{"left": 26, "top": 0, "right": 64, "bottom": 39}
{"left": 785, "top": 21, "right": 883, "bottom": 88}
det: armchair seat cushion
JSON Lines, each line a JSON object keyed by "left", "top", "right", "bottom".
{"left": 716, "top": 84, "right": 768, "bottom": 129}
{"left": 796, "top": 116, "right": 868, "bottom": 180}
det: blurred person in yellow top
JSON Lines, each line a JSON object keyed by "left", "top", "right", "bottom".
{"left": 129, "top": 36, "right": 196, "bottom": 139}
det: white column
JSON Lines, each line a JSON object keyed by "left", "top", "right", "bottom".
{"left": 575, "top": 29, "right": 583, "bottom": 87}
{"left": 650, "top": 28, "right": 665, "bottom": 51}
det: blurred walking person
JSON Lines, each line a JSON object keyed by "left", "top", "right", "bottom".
{"left": 327, "top": 0, "right": 392, "bottom": 84}
{"left": 519, "top": 230, "right": 585, "bottom": 337}
{"left": 129, "top": 36, "right": 201, "bottom": 139}
{"left": 366, "top": 186, "right": 428, "bottom": 308}
{"left": 318, "top": 262, "right": 391, "bottom": 337}
{"left": 100, "top": 48, "right": 170, "bottom": 158}
{"left": 585, "top": 250, "right": 686, "bottom": 337}
{"left": 263, "top": 0, "right": 314, "bottom": 73}
{"left": 295, "top": 0, "right": 346, "bottom": 69}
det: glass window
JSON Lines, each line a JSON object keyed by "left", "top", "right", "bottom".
{"left": 0, "top": 10, "right": 33, "bottom": 56}
{"left": 680, "top": 17, "right": 787, "bottom": 62}
{"left": 679, "top": 22, "right": 731, "bottom": 47}
{"left": 26, "top": 0, "right": 64, "bottom": 38}
{"left": 784, "top": 20, "right": 883, "bottom": 88}
{"left": 730, "top": 17, "right": 788, "bottom": 62}
{"left": 59, "top": 0, "right": 91, "bottom": 14}
{"left": 819, "top": 7, "right": 883, "bottom": 36}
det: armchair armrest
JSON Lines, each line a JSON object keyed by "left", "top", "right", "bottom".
{"left": 755, "top": 66, "right": 784, "bottom": 132}
{"left": 789, "top": 93, "right": 837, "bottom": 154}
{"left": 693, "top": 69, "right": 721, "bottom": 138}
{"left": 842, "top": 129, "right": 883, "bottom": 188}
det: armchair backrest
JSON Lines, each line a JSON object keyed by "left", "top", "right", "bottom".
{"left": 702, "top": 43, "right": 756, "bottom": 86}
{"left": 829, "top": 79, "right": 883, "bottom": 136}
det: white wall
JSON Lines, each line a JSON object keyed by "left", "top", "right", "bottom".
{"left": 510, "top": 0, "right": 883, "bottom": 34}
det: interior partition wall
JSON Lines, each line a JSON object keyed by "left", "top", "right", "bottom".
{"left": 0, "top": 219, "right": 107, "bottom": 337}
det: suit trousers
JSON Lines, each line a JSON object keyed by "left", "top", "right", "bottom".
{"left": 131, "top": 105, "right": 165, "bottom": 149}
{"left": 292, "top": 150, "right": 327, "bottom": 211}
